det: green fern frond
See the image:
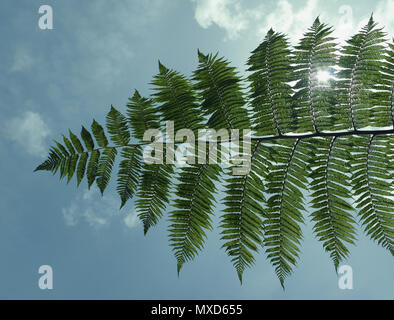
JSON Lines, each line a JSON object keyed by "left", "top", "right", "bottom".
{"left": 87, "top": 149, "right": 100, "bottom": 189}
{"left": 338, "top": 16, "right": 389, "bottom": 129}
{"left": 194, "top": 50, "right": 250, "bottom": 130}
{"left": 264, "top": 139, "right": 310, "bottom": 286}
{"left": 137, "top": 163, "right": 174, "bottom": 235}
{"left": 221, "top": 140, "right": 268, "bottom": 283}
{"left": 106, "top": 106, "right": 131, "bottom": 146}
{"left": 309, "top": 136, "right": 357, "bottom": 269}
{"left": 152, "top": 61, "right": 204, "bottom": 131}
{"left": 351, "top": 134, "right": 394, "bottom": 255}
{"left": 293, "top": 17, "right": 342, "bottom": 133}
{"left": 169, "top": 162, "right": 222, "bottom": 273}
{"left": 96, "top": 147, "right": 117, "bottom": 195}
{"left": 247, "top": 29, "right": 294, "bottom": 136}
{"left": 91, "top": 119, "right": 109, "bottom": 148}
{"left": 76, "top": 152, "right": 88, "bottom": 186}
{"left": 127, "top": 90, "right": 160, "bottom": 139}
{"left": 117, "top": 146, "right": 142, "bottom": 209}
{"left": 35, "top": 16, "right": 394, "bottom": 287}
{"left": 378, "top": 39, "right": 394, "bottom": 126}
{"left": 81, "top": 125, "right": 95, "bottom": 151}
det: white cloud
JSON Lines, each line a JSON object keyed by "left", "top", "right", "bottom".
{"left": 62, "top": 186, "right": 139, "bottom": 229}
{"left": 257, "top": 0, "right": 394, "bottom": 45}
{"left": 10, "top": 48, "right": 35, "bottom": 72}
{"left": 124, "top": 211, "right": 140, "bottom": 229}
{"left": 3, "top": 111, "right": 51, "bottom": 157}
{"left": 258, "top": 0, "right": 319, "bottom": 44}
{"left": 375, "top": 0, "right": 394, "bottom": 36}
{"left": 192, "top": 0, "right": 264, "bottom": 40}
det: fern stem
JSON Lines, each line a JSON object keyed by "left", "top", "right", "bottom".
{"left": 307, "top": 40, "right": 318, "bottom": 133}
{"left": 390, "top": 82, "right": 394, "bottom": 128}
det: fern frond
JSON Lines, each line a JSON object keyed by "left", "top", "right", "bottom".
{"left": 194, "top": 50, "right": 250, "bottom": 129}
{"left": 351, "top": 134, "right": 394, "bottom": 255}
{"left": 152, "top": 61, "right": 204, "bottom": 131}
{"left": 221, "top": 140, "right": 269, "bottom": 283}
{"left": 76, "top": 152, "right": 88, "bottom": 186}
{"left": 309, "top": 136, "right": 357, "bottom": 269}
{"left": 264, "top": 139, "right": 309, "bottom": 286}
{"left": 106, "top": 106, "right": 131, "bottom": 146}
{"left": 34, "top": 148, "right": 61, "bottom": 173}
{"left": 293, "top": 17, "right": 342, "bottom": 133}
{"left": 338, "top": 16, "right": 388, "bottom": 129}
{"left": 169, "top": 162, "right": 222, "bottom": 273}
{"left": 137, "top": 163, "right": 174, "bottom": 234}
{"left": 379, "top": 39, "right": 394, "bottom": 127}
{"left": 117, "top": 146, "right": 142, "bottom": 209}
{"left": 96, "top": 147, "right": 117, "bottom": 195}
{"left": 87, "top": 149, "right": 100, "bottom": 189}
{"left": 35, "top": 17, "right": 394, "bottom": 287}
{"left": 91, "top": 119, "right": 109, "bottom": 148}
{"left": 247, "top": 29, "right": 294, "bottom": 136}
{"left": 127, "top": 90, "right": 160, "bottom": 140}
{"left": 81, "top": 126, "right": 95, "bottom": 151}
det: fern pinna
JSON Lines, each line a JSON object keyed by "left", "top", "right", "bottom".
{"left": 35, "top": 17, "right": 394, "bottom": 287}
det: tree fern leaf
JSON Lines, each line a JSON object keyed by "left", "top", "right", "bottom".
{"left": 91, "top": 119, "right": 108, "bottom": 148}
{"left": 96, "top": 147, "right": 117, "bottom": 195}
{"left": 293, "top": 17, "right": 342, "bottom": 133}
{"left": 67, "top": 154, "right": 79, "bottom": 184}
{"left": 69, "top": 129, "right": 84, "bottom": 153}
{"left": 152, "top": 61, "right": 204, "bottom": 132}
{"left": 117, "top": 145, "right": 142, "bottom": 208}
{"left": 81, "top": 126, "right": 95, "bottom": 151}
{"left": 351, "top": 134, "right": 394, "bottom": 254}
{"left": 87, "top": 149, "right": 100, "bottom": 189}
{"left": 247, "top": 29, "right": 294, "bottom": 136}
{"left": 338, "top": 16, "right": 388, "bottom": 129}
{"left": 221, "top": 140, "right": 269, "bottom": 282}
{"left": 76, "top": 152, "right": 88, "bottom": 186}
{"left": 137, "top": 163, "right": 174, "bottom": 234}
{"left": 194, "top": 51, "right": 250, "bottom": 130}
{"left": 264, "top": 138, "right": 309, "bottom": 286}
{"left": 106, "top": 106, "right": 130, "bottom": 146}
{"left": 169, "top": 162, "right": 222, "bottom": 273}
{"left": 310, "top": 136, "right": 357, "bottom": 269}
{"left": 127, "top": 90, "right": 160, "bottom": 140}
{"left": 63, "top": 135, "right": 76, "bottom": 155}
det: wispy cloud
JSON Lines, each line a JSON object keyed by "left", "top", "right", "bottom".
{"left": 191, "top": 0, "right": 264, "bottom": 40}
{"left": 3, "top": 111, "right": 51, "bottom": 157}
{"left": 124, "top": 211, "right": 140, "bottom": 229}
{"left": 61, "top": 186, "right": 139, "bottom": 229}
{"left": 375, "top": 0, "right": 394, "bottom": 36}
{"left": 10, "top": 48, "right": 36, "bottom": 72}
{"left": 191, "top": 0, "right": 394, "bottom": 44}
{"left": 258, "top": 0, "right": 319, "bottom": 44}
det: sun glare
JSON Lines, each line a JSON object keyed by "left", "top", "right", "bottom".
{"left": 317, "top": 70, "right": 331, "bottom": 82}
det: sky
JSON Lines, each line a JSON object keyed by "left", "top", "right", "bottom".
{"left": 0, "top": 0, "right": 393, "bottom": 299}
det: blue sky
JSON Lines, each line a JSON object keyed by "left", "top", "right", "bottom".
{"left": 0, "top": 0, "right": 393, "bottom": 299}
